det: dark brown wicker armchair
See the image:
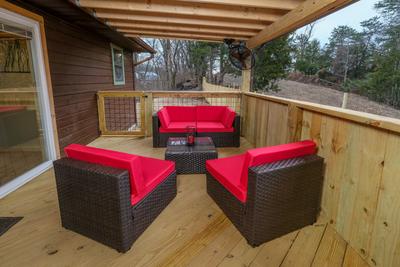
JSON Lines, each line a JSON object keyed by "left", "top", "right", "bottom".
{"left": 206, "top": 141, "right": 324, "bottom": 247}
{"left": 53, "top": 145, "right": 177, "bottom": 253}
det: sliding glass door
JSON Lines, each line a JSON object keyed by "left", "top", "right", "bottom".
{"left": 0, "top": 8, "right": 56, "bottom": 197}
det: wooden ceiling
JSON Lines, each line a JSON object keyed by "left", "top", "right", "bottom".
{"left": 74, "top": 0, "right": 357, "bottom": 48}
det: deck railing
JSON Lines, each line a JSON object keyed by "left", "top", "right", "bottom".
{"left": 241, "top": 92, "right": 400, "bottom": 267}
{"left": 97, "top": 88, "right": 400, "bottom": 266}
{"left": 97, "top": 90, "right": 242, "bottom": 137}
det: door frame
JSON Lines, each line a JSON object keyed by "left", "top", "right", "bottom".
{"left": 0, "top": 3, "right": 59, "bottom": 198}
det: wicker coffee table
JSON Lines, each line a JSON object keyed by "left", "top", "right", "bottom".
{"left": 165, "top": 137, "right": 218, "bottom": 174}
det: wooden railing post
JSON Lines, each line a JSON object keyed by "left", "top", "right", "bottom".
{"left": 144, "top": 92, "right": 153, "bottom": 137}
{"left": 241, "top": 69, "right": 251, "bottom": 92}
{"left": 287, "top": 103, "right": 303, "bottom": 142}
{"left": 97, "top": 92, "right": 106, "bottom": 135}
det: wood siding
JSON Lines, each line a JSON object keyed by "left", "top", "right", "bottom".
{"left": 242, "top": 92, "right": 400, "bottom": 267}
{"left": 43, "top": 16, "right": 135, "bottom": 152}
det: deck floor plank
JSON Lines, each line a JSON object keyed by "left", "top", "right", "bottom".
{"left": 0, "top": 137, "right": 369, "bottom": 267}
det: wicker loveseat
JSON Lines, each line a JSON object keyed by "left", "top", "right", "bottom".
{"left": 206, "top": 140, "right": 324, "bottom": 247}
{"left": 53, "top": 144, "right": 177, "bottom": 252}
{"left": 152, "top": 106, "right": 240, "bottom": 147}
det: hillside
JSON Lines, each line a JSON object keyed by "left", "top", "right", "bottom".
{"left": 264, "top": 80, "right": 400, "bottom": 119}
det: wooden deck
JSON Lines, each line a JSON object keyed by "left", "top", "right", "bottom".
{"left": 0, "top": 137, "right": 369, "bottom": 267}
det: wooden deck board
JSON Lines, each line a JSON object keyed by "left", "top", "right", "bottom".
{"left": 0, "top": 137, "right": 369, "bottom": 267}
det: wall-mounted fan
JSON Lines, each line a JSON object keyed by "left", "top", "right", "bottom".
{"left": 224, "top": 39, "right": 255, "bottom": 71}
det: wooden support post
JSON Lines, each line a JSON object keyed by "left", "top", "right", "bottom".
{"left": 145, "top": 92, "right": 153, "bottom": 137}
{"left": 287, "top": 103, "right": 303, "bottom": 142}
{"left": 241, "top": 69, "right": 251, "bottom": 92}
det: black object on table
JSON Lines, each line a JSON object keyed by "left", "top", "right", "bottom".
{"left": 165, "top": 137, "right": 218, "bottom": 174}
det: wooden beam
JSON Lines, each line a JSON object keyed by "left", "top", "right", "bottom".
{"left": 79, "top": 0, "right": 283, "bottom": 22}
{"left": 172, "top": 0, "right": 303, "bottom": 10}
{"left": 109, "top": 21, "right": 258, "bottom": 37}
{"left": 247, "top": 0, "right": 358, "bottom": 48}
{"left": 96, "top": 11, "right": 268, "bottom": 30}
{"left": 123, "top": 29, "right": 240, "bottom": 41}
{"left": 125, "top": 33, "right": 221, "bottom": 43}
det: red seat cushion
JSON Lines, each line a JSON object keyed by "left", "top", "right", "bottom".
{"left": 165, "top": 106, "right": 196, "bottom": 122}
{"left": 159, "top": 121, "right": 196, "bottom": 133}
{"left": 158, "top": 108, "right": 171, "bottom": 128}
{"left": 196, "top": 106, "right": 227, "bottom": 122}
{"left": 196, "top": 122, "right": 233, "bottom": 133}
{"left": 206, "top": 154, "right": 247, "bottom": 202}
{"left": 64, "top": 144, "right": 175, "bottom": 205}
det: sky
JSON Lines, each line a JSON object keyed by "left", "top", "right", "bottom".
{"left": 296, "top": 0, "right": 378, "bottom": 45}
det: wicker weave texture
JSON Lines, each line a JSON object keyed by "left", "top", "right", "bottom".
{"left": 165, "top": 137, "right": 218, "bottom": 174}
{"left": 207, "top": 155, "right": 324, "bottom": 247}
{"left": 53, "top": 158, "right": 177, "bottom": 253}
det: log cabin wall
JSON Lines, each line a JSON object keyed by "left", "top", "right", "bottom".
{"left": 44, "top": 17, "right": 135, "bottom": 151}
{"left": 241, "top": 92, "right": 400, "bottom": 267}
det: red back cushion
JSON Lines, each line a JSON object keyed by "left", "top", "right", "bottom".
{"left": 64, "top": 144, "right": 144, "bottom": 198}
{"left": 240, "top": 140, "right": 317, "bottom": 188}
{"left": 196, "top": 106, "right": 227, "bottom": 122}
{"left": 221, "top": 107, "right": 236, "bottom": 128}
{"left": 158, "top": 108, "right": 171, "bottom": 128}
{"left": 165, "top": 106, "right": 196, "bottom": 122}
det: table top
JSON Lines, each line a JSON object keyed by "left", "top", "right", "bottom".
{"left": 166, "top": 137, "right": 216, "bottom": 153}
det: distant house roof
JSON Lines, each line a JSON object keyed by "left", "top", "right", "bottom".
{"left": 9, "top": 0, "right": 155, "bottom": 54}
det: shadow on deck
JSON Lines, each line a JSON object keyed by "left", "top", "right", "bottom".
{"left": 0, "top": 137, "right": 369, "bottom": 267}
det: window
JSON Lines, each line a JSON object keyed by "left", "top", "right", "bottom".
{"left": 111, "top": 44, "right": 125, "bottom": 85}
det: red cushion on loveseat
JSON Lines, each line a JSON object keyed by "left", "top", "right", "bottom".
{"left": 158, "top": 108, "right": 171, "bottom": 128}
{"left": 206, "top": 154, "right": 247, "bottom": 202}
{"left": 64, "top": 144, "right": 175, "bottom": 205}
{"left": 159, "top": 121, "right": 196, "bottom": 133}
{"left": 196, "top": 106, "right": 227, "bottom": 122}
{"left": 196, "top": 122, "right": 233, "bottom": 132}
{"left": 165, "top": 106, "right": 197, "bottom": 122}
{"left": 221, "top": 107, "right": 236, "bottom": 128}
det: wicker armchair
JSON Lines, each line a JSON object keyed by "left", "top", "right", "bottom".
{"left": 206, "top": 141, "right": 324, "bottom": 247}
{"left": 53, "top": 145, "right": 177, "bottom": 253}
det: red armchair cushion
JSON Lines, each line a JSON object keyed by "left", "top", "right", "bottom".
{"left": 196, "top": 106, "right": 227, "bottom": 122}
{"left": 159, "top": 122, "right": 196, "bottom": 133}
{"left": 158, "top": 108, "right": 171, "bottom": 128}
{"left": 64, "top": 144, "right": 175, "bottom": 205}
{"left": 240, "top": 140, "right": 317, "bottom": 191}
{"left": 206, "top": 154, "right": 247, "bottom": 202}
{"left": 134, "top": 156, "right": 175, "bottom": 205}
{"left": 165, "top": 106, "right": 196, "bottom": 122}
{"left": 196, "top": 122, "right": 234, "bottom": 133}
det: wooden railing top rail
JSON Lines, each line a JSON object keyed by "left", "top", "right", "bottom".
{"left": 244, "top": 92, "right": 400, "bottom": 134}
{"left": 150, "top": 91, "right": 241, "bottom": 98}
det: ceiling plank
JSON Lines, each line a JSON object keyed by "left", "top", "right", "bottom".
{"left": 121, "top": 29, "right": 249, "bottom": 40}
{"left": 96, "top": 11, "right": 268, "bottom": 30}
{"left": 78, "top": 0, "right": 283, "bottom": 22}
{"left": 125, "top": 33, "right": 222, "bottom": 43}
{"left": 109, "top": 22, "right": 257, "bottom": 37}
{"left": 247, "top": 0, "right": 358, "bottom": 48}
{"left": 171, "top": 0, "right": 303, "bottom": 10}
